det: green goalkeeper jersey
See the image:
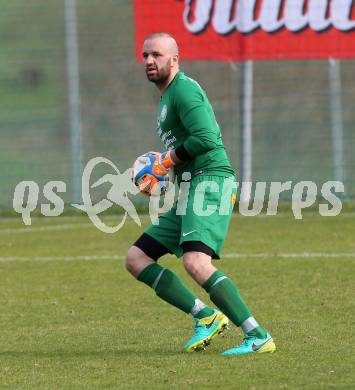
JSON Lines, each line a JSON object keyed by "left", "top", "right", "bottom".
{"left": 156, "top": 71, "right": 235, "bottom": 183}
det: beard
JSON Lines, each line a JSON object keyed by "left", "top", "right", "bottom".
{"left": 145, "top": 59, "right": 172, "bottom": 85}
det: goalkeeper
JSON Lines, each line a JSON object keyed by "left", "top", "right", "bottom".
{"left": 126, "top": 32, "right": 275, "bottom": 356}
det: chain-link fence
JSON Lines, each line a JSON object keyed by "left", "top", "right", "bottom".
{"left": 1, "top": 0, "right": 354, "bottom": 209}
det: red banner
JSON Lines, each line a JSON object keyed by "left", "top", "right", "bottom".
{"left": 134, "top": 0, "right": 355, "bottom": 61}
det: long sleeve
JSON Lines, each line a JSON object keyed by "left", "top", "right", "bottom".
{"left": 173, "top": 83, "right": 218, "bottom": 157}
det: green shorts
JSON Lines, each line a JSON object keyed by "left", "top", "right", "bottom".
{"left": 145, "top": 175, "right": 237, "bottom": 259}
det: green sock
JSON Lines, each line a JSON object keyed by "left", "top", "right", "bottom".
{"left": 247, "top": 326, "right": 267, "bottom": 339}
{"left": 203, "top": 270, "right": 267, "bottom": 338}
{"left": 194, "top": 306, "right": 215, "bottom": 320}
{"left": 138, "top": 263, "right": 196, "bottom": 314}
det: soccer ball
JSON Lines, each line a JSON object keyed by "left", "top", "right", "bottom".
{"left": 132, "top": 152, "right": 175, "bottom": 196}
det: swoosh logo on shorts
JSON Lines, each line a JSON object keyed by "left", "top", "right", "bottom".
{"left": 205, "top": 315, "right": 217, "bottom": 329}
{"left": 252, "top": 338, "right": 271, "bottom": 351}
{"left": 182, "top": 230, "right": 196, "bottom": 237}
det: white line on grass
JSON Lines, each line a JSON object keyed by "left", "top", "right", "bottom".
{"left": 1, "top": 212, "right": 354, "bottom": 234}
{"left": 0, "top": 252, "right": 354, "bottom": 262}
{"left": 0, "top": 215, "right": 131, "bottom": 224}
{"left": 223, "top": 252, "right": 355, "bottom": 258}
{"left": 0, "top": 216, "right": 151, "bottom": 234}
{"left": 1, "top": 212, "right": 354, "bottom": 224}
{"left": 0, "top": 223, "right": 94, "bottom": 234}
{"left": 0, "top": 255, "right": 125, "bottom": 262}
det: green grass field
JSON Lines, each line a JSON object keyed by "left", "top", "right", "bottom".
{"left": 0, "top": 212, "right": 354, "bottom": 389}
